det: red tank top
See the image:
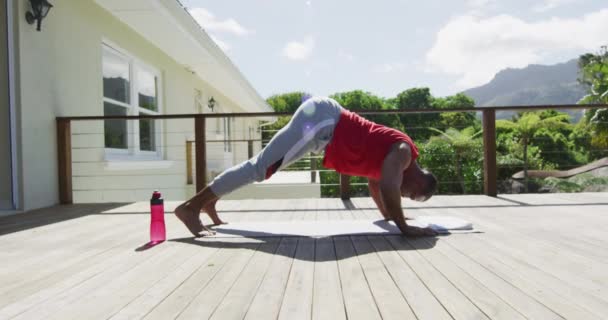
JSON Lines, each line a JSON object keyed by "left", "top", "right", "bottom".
{"left": 323, "top": 109, "right": 419, "bottom": 180}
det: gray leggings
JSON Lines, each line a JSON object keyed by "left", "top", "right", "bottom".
{"left": 208, "top": 97, "right": 343, "bottom": 197}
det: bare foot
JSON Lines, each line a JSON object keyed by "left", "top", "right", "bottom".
{"left": 202, "top": 201, "right": 227, "bottom": 226}
{"left": 175, "top": 203, "right": 205, "bottom": 236}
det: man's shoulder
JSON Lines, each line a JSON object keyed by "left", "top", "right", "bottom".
{"left": 388, "top": 141, "right": 412, "bottom": 157}
{"left": 384, "top": 141, "right": 413, "bottom": 168}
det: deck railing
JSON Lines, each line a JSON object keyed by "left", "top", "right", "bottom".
{"left": 57, "top": 104, "right": 608, "bottom": 204}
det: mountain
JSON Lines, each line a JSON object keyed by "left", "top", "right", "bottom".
{"left": 462, "top": 59, "right": 588, "bottom": 120}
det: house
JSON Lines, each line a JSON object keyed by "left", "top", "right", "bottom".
{"left": 1, "top": 0, "right": 277, "bottom": 212}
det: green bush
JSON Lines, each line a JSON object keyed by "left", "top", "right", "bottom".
{"left": 532, "top": 128, "right": 580, "bottom": 169}
{"left": 542, "top": 177, "right": 584, "bottom": 193}
{"left": 541, "top": 173, "right": 608, "bottom": 193}
{"left": 418, "top": 137, "right": 482, "bottom": 194}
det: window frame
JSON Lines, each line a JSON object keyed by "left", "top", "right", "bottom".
{"left": 102, "top": 42, "right": 163, "bottom": 161}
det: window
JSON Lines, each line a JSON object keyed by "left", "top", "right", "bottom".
{"left": 102, "top": 44, "right": 161, "bottom": 158}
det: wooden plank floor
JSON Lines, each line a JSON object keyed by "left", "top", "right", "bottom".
{"left": 1, "top": 193, "right": 607, "bottom": 320}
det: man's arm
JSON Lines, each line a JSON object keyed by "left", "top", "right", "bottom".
{"left": 379, "top": 143, "right": 437, "bottom": 237}
{"left": 368, "top": 179, "right": 391, "bottom": 220}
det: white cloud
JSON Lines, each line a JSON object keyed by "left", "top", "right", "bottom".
{"left": 188, "top": 8, "right": 254, "bottom": 36}
{"left": 282, "top": 36, "right": 315, "bottom": 61}
{"left": 533, "top": 0, "right": 578, "bottom": 12}
{"left": 372, "top": 62, "right": 408, "bottom": 73}
{"left": 426, "top": 10, "right": 608, "bottom": 89}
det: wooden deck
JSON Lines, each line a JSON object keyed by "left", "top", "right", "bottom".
{"left": 1, "top": 193, "right": 607, "bottom": 320}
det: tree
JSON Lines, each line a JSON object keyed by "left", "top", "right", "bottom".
{"left": 264, "top": 92, "right": 310, "bottom": 144}
{"left": 266, "top": 92, "right": 309, "bottom": 113}
{"left": 392, "top": 89, "right": 479, "bottom": 141}
{"left": 496, "top": 112, "right": 570, "bottom": 191}
{"left": 433, "top": 93, "right": 478, "bottom": 130}
{"left": 428, "top": 127, "right": 482, "bottom": 193}
{"left": 392, "top": 88, "right": 440, "bottom": 141}
{"left": 589, "top": 109, "right": 608, "bottom": 150}
{"left": 330, "top": 90, "right": 401, "bottom": 129}
{"left": 578, "top": 46, "right": 608, "bottom": 152}
{"left": 578, "top": 45, "right": 608, "bottom": 104}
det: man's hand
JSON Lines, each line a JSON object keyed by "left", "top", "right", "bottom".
{"left": 399, "top": 225, "right": 438, "bottom": 237}
{"left": 378, "top": 143, "right": 412, "bottom": 230}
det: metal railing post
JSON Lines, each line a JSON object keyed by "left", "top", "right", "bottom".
{"left": 482, "top": 109, "right": 497, "bottom": 197}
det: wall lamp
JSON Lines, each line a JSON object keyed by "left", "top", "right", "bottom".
{"left": 208, "top": 97, "right": 216, "bottom": 112}
{"left": 26, "top": 0, "right": 53, "bottom": 31}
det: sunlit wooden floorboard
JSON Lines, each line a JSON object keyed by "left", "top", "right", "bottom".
{"left": 0, "top": 193, "right": 606, "bottom": 320}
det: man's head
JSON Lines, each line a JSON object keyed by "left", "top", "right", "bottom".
{"left": 400, "top": 162, "right": 437, "bottom": 202}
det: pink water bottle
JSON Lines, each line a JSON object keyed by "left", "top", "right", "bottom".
{"left": 150, "top": 190, "right": 166, "bottom": 243}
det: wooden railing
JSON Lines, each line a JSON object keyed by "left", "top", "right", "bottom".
{"left": 56, "top": 104, "right": 607, "bottom": 204}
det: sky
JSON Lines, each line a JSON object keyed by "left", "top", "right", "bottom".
{"left": 179, "top": 0, "right": 608, "bottom": 99}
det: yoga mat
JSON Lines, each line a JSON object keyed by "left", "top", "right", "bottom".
{"left": 210, "top": 216, "right": 474, "bottom": 238}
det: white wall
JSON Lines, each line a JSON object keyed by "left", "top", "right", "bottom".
{"left": 14, "top": 0, "right": 264, "bottom": 209}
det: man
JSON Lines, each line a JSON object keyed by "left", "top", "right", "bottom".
{"left": 175, "top": 96, "right": 438, "bottom": 237}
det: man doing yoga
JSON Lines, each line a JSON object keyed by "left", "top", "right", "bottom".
{"left": 175, "top": 96, "right": 438, "bottom": 237}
